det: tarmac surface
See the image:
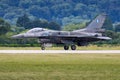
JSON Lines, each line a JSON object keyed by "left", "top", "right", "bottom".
{"left": 0, "top": 50, "right": 120, "bottom": 54}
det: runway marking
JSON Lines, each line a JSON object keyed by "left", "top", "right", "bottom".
{"left": 0, "top": 50, "right": 120, "bottom": 54}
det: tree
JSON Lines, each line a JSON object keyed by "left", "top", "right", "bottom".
{"left": 16, "top": 14, "right": 30, "bottom": 29}
{"left": 74, "top": 3, "right": 87, "bottom": 16}
{"left": 63, "top": 22, "right": 86, "bottom": 31}
{"left": 0, "top": 18, "right": 11, "bottom": 35}
{"left": 29, "top": 6, "right": 51, "bottom": 20}
{"left": 102, "top": 17, "right": 113, "bottom": 31}
{"left": 49, "top": 22, "right": 61, "bottom": 30}
{"left": 27, "top": 19, "right": 49, "bottom": 29}
{"left": 114, "top": 23, "right": 120, "bottom": 32}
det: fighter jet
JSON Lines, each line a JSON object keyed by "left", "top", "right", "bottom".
{"left": 12, "top": 14, "right": 111, "bottom": 50}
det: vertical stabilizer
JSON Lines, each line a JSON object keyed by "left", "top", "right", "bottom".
{"left": 86, "top": 14, "right": 106, "bottom": 30}
{"left": 73, "top": 14, "right": 107, "bottom": 33}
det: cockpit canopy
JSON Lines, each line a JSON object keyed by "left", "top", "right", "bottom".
{"left": 27, "top": 28, "right": 47, "bottom": 33}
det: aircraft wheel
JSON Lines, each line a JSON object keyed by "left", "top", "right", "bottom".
{"left": 64, "top": 45, "right": 69, "bottom": 50}
{"left": 71, "top": 45, "right": 76, "bottom": 50}
{"left": 41, "top": 46, "right": 45, "bottom": 50}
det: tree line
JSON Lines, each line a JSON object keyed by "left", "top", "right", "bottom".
{"left": 16, "top": 14, "right": 61, "bottom": 30}
{"left": 0, "top": 0, "right": 120, "bottom": 26}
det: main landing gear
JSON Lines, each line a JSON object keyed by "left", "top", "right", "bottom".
{"left": 64, "top": 45, "right": 69, "bottom": 50}
{"left": 64, "top": 45, "right": 76, "bottom": 50}
{"left": 71, "top": 45, "right": 76, "bottom": 50}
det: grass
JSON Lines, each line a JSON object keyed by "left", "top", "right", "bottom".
{"left": 0, "top": 45, "right": 120, "bottom": 50}
{"left": 0, "top": 54, "right": 120, "bottom": 80}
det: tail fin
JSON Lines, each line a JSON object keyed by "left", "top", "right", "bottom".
{"left": 73, "top": 14, "right": 107, "bottom": 33}
{"left": 86, "top": 13, "right": 106, "bottom": 31}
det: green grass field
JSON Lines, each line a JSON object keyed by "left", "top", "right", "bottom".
{"left": 0, "top": 54, "right": 120, "bottom": 80}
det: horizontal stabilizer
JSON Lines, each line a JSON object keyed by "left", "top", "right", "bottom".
{"left": 96, "top": 36, "right": 112, "bottom": 40}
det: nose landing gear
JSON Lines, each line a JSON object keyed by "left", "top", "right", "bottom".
{"left": 41, "top": 44, "right": 45, "bottom": 50}
{"left": 41, "top": 46, "right": 45, "bottom": 50}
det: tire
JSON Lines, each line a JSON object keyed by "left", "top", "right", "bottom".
{"left": 71, "top": 45, "right": 76, "bottom": 50}
{"left": 41, "top": 46, "right": 45, "bottom": 50}
{"left": 64, "top": 45, "right": 69, "bottom": 50}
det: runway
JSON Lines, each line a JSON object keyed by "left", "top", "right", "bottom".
{"left": 0, "top": 50, "right": 120, "bottom": 54}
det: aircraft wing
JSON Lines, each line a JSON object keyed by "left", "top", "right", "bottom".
{"left": 38, "top": 35, "right": 111, "bottom": 40}
{"left": 57, "top": 35, "right": 111, "bottom": 40}
{"left": 95, "top": 36, "right": 111, "bottom": 40}
{"left": 38, "top": 35, "right": 90, "bottom": 39}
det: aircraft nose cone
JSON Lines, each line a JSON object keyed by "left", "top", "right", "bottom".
{"left": 11, "top": 34, "right": 24, "bottom": 39}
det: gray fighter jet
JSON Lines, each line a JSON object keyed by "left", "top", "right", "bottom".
{"left": 12, "top": 14, "right": 111, "bottom": 50}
